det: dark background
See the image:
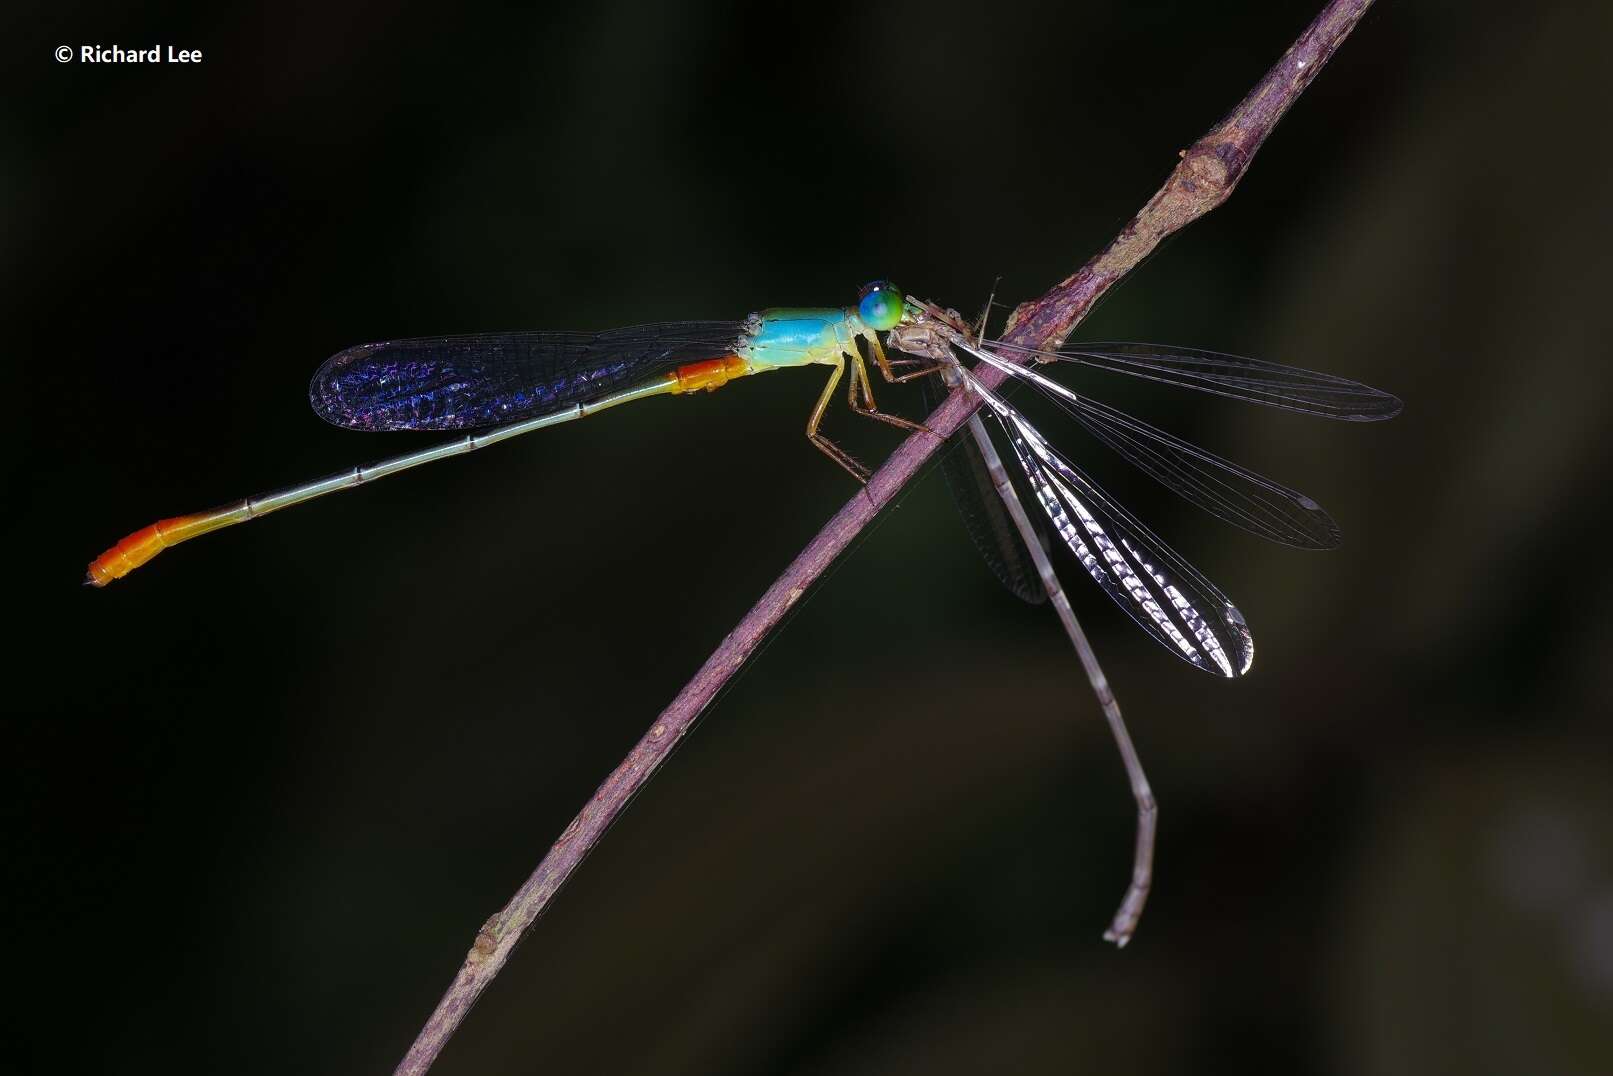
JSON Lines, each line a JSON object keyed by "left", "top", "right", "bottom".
{"left": 9, "top": 2, "right": 1611, "bottom": 1073}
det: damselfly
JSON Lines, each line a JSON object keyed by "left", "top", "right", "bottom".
{"left": 876, "top": 290, "right": 1399, "bottom": 940}
{"left": 85, "top": 282, "right": 1397, "bottom": 599}
{"left": 85, "top": 281, "right": 1399, "bottom": 941}
{"left": 88, "top": 283, "right": 930, "bottom": 583}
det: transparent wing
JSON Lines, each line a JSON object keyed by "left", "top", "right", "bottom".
{"left": 960, "top": 369, "right": 1255, "bottom": 678}
{"left": 985, "top": 339, "right": 1402, "bottom": 421}
{"left": 955, "top": 339, "right": 1341, "bottom": 549}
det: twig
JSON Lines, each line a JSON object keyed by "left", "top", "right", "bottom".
{"left": 393, "top": 2, "right": 1376, "bottom": 1070}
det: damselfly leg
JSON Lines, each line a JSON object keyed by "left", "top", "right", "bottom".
{"left": 805, "top": 353, "right": 871, "bottom": 482}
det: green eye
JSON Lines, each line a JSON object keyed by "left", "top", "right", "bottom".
{"left": 858, "top": 280, "right": 905, "bottom": 331}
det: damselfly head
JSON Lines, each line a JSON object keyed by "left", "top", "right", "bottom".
{"left": 856, "top": 280, "right": 906, "bottom": 331}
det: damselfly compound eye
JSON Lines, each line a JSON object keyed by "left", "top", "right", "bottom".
{"left": 857, "top": 280, "right": 905, "bottom": 331}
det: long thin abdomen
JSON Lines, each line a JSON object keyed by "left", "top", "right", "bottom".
{"left": 86, "top": 353, "right": 761, "bottom": 586}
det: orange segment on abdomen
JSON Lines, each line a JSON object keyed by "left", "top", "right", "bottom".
{"left": 670, "top": 355, "right": 751, "bottom": 394}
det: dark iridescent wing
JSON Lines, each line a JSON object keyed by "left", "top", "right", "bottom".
{"left": 987, "top": 340, "right": 1403, "bottom": 421}
{"left": 310, "top": 321, "right": 747, "bottom": 431}
{"left": 918, "top": 369, "right": 1049, "bottom": 604}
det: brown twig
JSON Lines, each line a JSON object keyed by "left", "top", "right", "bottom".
{"left": 393, "top": 2, "right": 1376, "bottom": 1070}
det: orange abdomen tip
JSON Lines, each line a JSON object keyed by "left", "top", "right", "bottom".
{"left": 86, "top": 522, "right": 172, "bottom": 586}
{"left": 85, "top": 511, "right": 230, "bottom": 586}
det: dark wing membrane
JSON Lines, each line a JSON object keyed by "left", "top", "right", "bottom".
{"left": 918, "top": 372, "right": 1048, "bottom": 604}
{"left": 989, "top": 340, "right": 1403, "bottom": 421}
{"left": 310, "top": 321, "right": 746, "bottom": 431}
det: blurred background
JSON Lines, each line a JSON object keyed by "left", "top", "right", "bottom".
{"left": 8, "top": 1, "right": 1611, "bottom": 1073}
